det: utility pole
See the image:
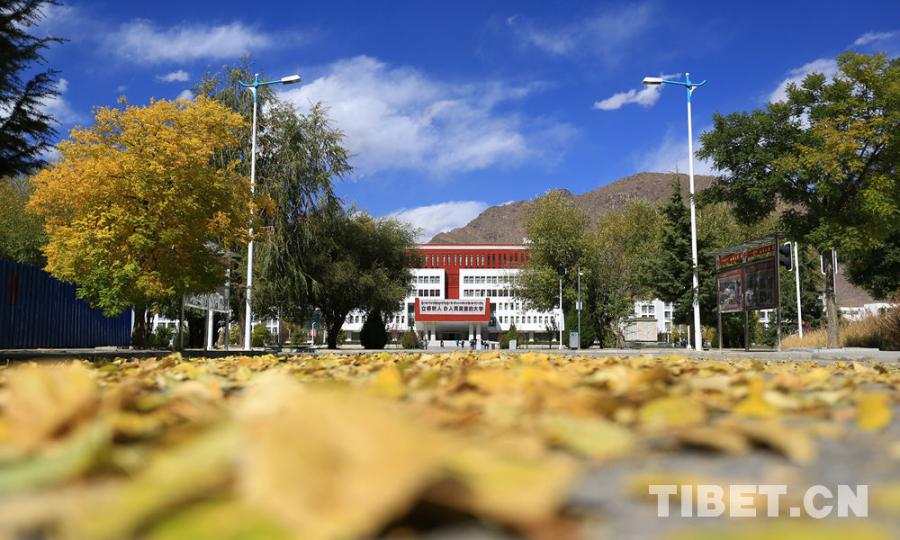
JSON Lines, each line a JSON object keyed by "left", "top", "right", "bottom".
{"left": 577, "top": 268, "right": 583, "bottom": 349}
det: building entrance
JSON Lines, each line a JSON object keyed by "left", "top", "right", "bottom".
{"left": 438, "top": 331, "right": 465, "bottom": 341}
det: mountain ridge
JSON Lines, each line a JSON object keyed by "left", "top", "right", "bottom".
{"left": 428, "top": 172, "right": 715, "bottom": 244}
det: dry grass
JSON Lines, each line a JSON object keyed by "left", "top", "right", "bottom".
{"left": 782, "top": 304, "right": 900, "bottom": 350}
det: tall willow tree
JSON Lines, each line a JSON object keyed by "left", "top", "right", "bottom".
{"left": 254, "top": 102, "right": 349, "bottom": 324}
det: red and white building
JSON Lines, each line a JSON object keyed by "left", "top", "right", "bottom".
{"left": 341, "top": 244, "right": 564, "bottom": 344}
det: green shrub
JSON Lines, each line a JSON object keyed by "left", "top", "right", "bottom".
{"left": 400, "top": 329, "right": 419, "bottom": 349}
{"left": 499, "top": 324, "right": 523, "bottom": 349}
{"left": 251, "top": 323, "right": 272, "bottom": 348}
{"left": 360, "top": 310, "right": 388, "bottom": 349}
{"left": 290, "top": 326, "right": 309, "bottom": 346}
{"left": 172, "top": 325, "right": 189, "bottom": 350}
{"left": 229, "top": 324, "right": 241, "bottom": 346}
{"left": 154, "top": 325, "right": 174, "bottom": 349}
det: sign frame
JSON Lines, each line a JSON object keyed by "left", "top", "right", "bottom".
{"left": 712, "top": 236, "right": 784, "bottom": 352}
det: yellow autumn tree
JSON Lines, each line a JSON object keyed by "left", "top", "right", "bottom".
{"left": 29, "top": 96, "right": 251, "bottom": 342}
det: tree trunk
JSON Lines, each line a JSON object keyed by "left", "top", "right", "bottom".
{"left": 823, "top": 249, "right": 840, "bottom": 348}
{"left": 237, "top": 305, "right": 246, "bottom": 349}
{"left": 326, "top": 319, "right": 342, "bottom": 349}
{"left": 133, "top": 305, "right": 148, "bottom": 347}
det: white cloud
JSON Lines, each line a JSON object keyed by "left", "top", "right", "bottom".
{"left": 40, "top": 78, "right": 81, "bottom": 125}
{"left": 107, "top": 21, "right": 274, "bottom": 64}
{"left": 507, "top": 3, "right": 654, "bottom": 61}
{"left": 636, "top": 126, "right": 715, "bottom": 176}
{"left": 116, "top": 85, "right": 128, "bottom": 93}
{"left": 176, "top": 89, "right": 194, "bottom": 101}
{"left": 158, "top": 70, "right": 190, "bottom": 83}
{"left": 388, "top": 201, "right": 489, "bottom": 242}
{"left": 33, "top": 3, "right": 90, "bottom": 39}
{"left": 593, "top": 73, "right": 679, "bottom": 111}
{"left": 768, "top": 58, "right": 838, "bottom": 103}
{"left": 852, "top": 30, "right": 899, "bottom": 47}
{"left": 279, "top": 56, "right": 574, "bottom": 176}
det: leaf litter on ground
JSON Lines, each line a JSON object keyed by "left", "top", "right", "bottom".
{"left": 0, "top": 352, "right": 896, "bottom": 539}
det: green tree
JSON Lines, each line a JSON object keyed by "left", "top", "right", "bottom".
{"left": 517, "top": 191, "right": 587, "bottom": 312}
{"left": 0, "top": 176, "right": 45, "bottom": 265}
{"left": 843, "top": 230, "right": 900, "bottom": 300}
{"left": 359, "top": 309, "right": 389, "bottom": 349}
{"left": 0, "top": 0, "right": 63, "bottom": 177}
{"left": 302, "top": 209, "right": 418, "bottom": 349}
{"left": 647, "top": 179, "right": 697, "bottom": 344}
{"left": 698, "top": 52, "right": 900, "bottom": 347}
{"left": 586, "top": 200, "right": 663, "bottom": 346}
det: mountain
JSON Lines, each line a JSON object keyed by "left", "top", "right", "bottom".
{"left": 428, "top": 172, "right": 715, "bottom": 244}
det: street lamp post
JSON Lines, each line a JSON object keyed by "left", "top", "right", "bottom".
{"left": 642, "top": 73, "right": 707, "bottom": 351}
{"left": 238, "top": 73, "right": 301, "bottom": 350}
{"left": 577, "top": 268, "right": 583, "bottom": 350}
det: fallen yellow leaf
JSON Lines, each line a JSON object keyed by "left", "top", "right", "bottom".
{"left": 856, "top": 392, "right": 892, "bottom": 432}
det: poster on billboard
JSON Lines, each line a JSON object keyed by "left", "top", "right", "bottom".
{"left": 717, "top": 268, "right": 744, "bottom": 313}
{"left": 743, "top": 259, "right": 777, "bottom": 310}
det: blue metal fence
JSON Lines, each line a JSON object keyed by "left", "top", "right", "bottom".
{"left": 0, "top": 260, "right": 131, "bottom": 349}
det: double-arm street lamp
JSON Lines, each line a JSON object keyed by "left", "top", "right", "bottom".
{"left": 642, "top": 73, "right": 706, "bottom": 351}
{"left": 238, "top": 73, "right": 301, "bottom": 350}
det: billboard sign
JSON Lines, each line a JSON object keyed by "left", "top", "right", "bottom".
{"left": 715, "top": 238, "right": 779, "bottom": 313}
{"left": 185, "top": 290, "right": 228, "bottom": 312}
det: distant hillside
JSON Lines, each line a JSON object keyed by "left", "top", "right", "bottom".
{"left": 429, "top": 172, "right": 715, "bottom": 244}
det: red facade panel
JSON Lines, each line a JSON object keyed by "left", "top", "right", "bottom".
{"left": 412, "top": 245, "right": 529, "bottom": 300}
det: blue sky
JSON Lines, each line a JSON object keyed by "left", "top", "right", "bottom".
{"left": 36, "top": 0, "right": 899, "bottom": 240}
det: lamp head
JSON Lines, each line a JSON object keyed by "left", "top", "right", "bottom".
{"left": 642, "top": 76, "right": 663, "bottom": 85}
{"left": 280, "top": 74, "right": 301, "bottom": 85}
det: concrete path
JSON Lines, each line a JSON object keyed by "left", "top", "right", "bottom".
{"left": 2, "top": 346, "right": 897, "bottom": 362}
